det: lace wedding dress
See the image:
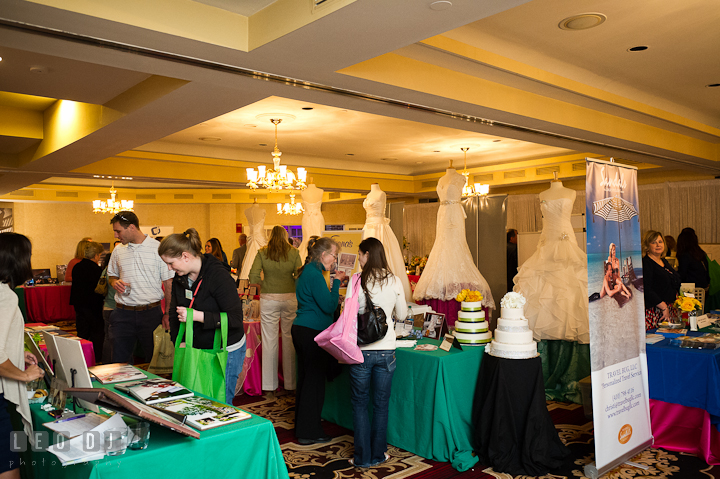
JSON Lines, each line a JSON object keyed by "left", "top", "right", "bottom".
{"left": 513, "top": 196, "right": 589, "bottom": 343}
{"left": 239, "top": 206, "right": 268, "bottom": 280}
{"left": 413, "top": 169, "right": 494, "bottom": 309}
{"left": 362, "top": 191, "right": 412, "bottom": 301}
{"left": 298, "top": 199, "right": 325, "bottom": 262}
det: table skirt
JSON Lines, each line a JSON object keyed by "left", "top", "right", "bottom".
{"left": 650, "top": 399, "right": 720, "bottom": 465}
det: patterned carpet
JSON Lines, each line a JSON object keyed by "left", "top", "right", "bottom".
{"left": 234, "top": 391, "right": 720, "bottom": 479}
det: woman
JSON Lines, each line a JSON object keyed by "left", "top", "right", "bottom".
{"left": 664, "top": 235, "right": 678, "bottom": 269}
{"left": 642, "top": 230, "right": 681, "bottom": 330}
{"left": 160, "top": 229, "right": 245, "bottom": 404}
{"left": 249, "top": 226, "right": 302, "bottom": 393}
{"left": 292, "top": 237, "right": 347, "bottom": 444}
{"left": 0, "top": 233, "right": 46, "bottom": 479}
{"left": 607, "top": 243, "right": 620, "bottom": 277}
{"left": 205, "top": 238, "right": 229, "bottom": 266}
{"left": 347, "top": 237, "right": 407, "bottom": 468}
{"left": 677, "top": 227, "right": 710, "bottom": 290}
{"left": 65, "top": 237, "right": 92, "bottom": 282}
{"left": 69, "top": 241, "right": 106, "bottom": 361}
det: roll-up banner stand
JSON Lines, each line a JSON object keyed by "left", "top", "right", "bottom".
{"left": 584, "top": 158, "right": 653, "bottom": 478}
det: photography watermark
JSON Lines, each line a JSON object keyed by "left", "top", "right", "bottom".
{"left": 11, "top": 431, "right": 104, "bottom": 452}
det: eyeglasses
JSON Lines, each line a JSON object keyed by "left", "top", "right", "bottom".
{"left": 325, "top": 251, "right": 338, "bottom": 261}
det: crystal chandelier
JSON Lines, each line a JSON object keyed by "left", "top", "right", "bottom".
{"left": 277, "top": 191, "right": 304, "bottom": 216}
{"left": 246, "top": 119, "right": 307, "bottom": 191}
{"left": 92, "top": 182, "right": 134, "bottom": 214}
{"left": 460, "top": 147, "right": 489, "bottom": 197}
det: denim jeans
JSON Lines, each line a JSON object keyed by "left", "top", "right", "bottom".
{"left": 225, "top": 342, "right": 247, "bottom": 405}
{"left": 349, "top": 349, "right": 396, "bottom": 467}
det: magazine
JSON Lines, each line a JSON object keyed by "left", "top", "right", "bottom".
{"left": 115, "top": 378, "right": 193, "bottom": 405}
{"left": 88, "top": 363, "right": 147, "bottom": 384}
{"left": 151, "top": 397, "right": 251, "bottom": 430}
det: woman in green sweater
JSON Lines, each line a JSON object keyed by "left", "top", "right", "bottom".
{"left": 250, "top": 226, "right": 302, "bottom": 393}
{"left": 292, "top": 237, "right": 347, "bottom": 444}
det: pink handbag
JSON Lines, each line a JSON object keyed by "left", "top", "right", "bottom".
{"left": 314, "top": 273, "right": 364, "bottom": 365}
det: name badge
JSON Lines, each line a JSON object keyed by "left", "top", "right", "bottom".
{"left": 185, "top": 289, "right": 193, "bottom": 300}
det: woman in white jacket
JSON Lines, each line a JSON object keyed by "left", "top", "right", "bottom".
{"left": 346, "top": 237, "right": 407, "bottom": 468}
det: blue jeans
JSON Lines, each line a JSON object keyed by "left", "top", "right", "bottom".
{"left": 225, "top": 342, "right": 246, "bottom": 405}
{"left": 349, "top": 350, "right": 396, "bottom": 467}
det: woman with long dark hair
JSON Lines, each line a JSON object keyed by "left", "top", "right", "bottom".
{"left": 0, "top": 233, "right": 45, "bottom": 479}
{"left": 347, "top": 237, "right": 407, "bottom": 468}
{"left": 159, "top": 229, "right": 245, "bottom": 403}
{"left": 249, "top": 226, "right": 302, "bottom": 393}
{"left": 292, "top": 237, "right": 347, "bottom": 444}
{"left": 205, "top": 237, "right": 229, "bottom": 266}
{"left": 677, "top": 227, "right": 710, "bottom": 290}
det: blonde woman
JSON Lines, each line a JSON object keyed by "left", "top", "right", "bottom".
{"left": 249, "top": 226, "right": 302, "bottom": 393}
{"left": 65, "top": 237, "right": 92, "bottom": 282}
{"left": 642, "top": 231, "right": 680, "bottom": 329}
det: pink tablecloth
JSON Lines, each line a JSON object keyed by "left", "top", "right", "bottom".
{"left": 22, "top": 285, "right": 75, "bottom": 323}
{"left": 26, "top": 323, "right": 96, "bottom": 368}
{"left": 239, "top": 320, "right": 263, "bottom": 396}
{"left": 650, "top": 399, "right": 720, "bottom": 465}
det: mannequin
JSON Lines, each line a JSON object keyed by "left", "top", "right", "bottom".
{"left": 298, "top": 183, "right": 325, "bottom": 262}
{"left": 362, "top": 184, "right": 412, "bottom": 301}
{"left": 539, "top": 178, "right": 576, "bottom": 202}
{"left": 239, "top": 203, "right": 268, "bottom": 280}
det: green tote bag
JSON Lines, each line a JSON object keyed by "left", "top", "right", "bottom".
{"left": 172, "top": 309, "right": 229, "bottom": 404}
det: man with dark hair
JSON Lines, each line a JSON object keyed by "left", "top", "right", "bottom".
{"left": 107, "top": 211, "right": 173, "bottom": 363}
{"left": 507, "top": 228, "right": 518, "bottom": 292}
{"left": 230, "top": 233, "right": 247, "bottom": 286}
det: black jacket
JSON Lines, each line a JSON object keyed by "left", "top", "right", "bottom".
{"left": 642, "top": 255, "right": 681, "bottom": 309}
{"left": 168, "top": 254, "right": 244, "bottom": 350}
{"left": 677, "top": 253, "right": 710, "bottom": 289}
{"left": 69, "top": 258, "right": 103, "bottom": 309}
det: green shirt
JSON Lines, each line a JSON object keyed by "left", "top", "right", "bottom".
{"left": 248, "top": 247, "right": 302, "bottom": 294}
{"left": 293, "top": 261, "right": 340, "bottom": 331}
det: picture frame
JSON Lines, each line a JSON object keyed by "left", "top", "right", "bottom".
{"left": 422, "top": 312, "right": 446, "bottom": 340}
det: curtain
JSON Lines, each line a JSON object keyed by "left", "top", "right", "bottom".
{"left": 403, "top": 203, "right": 440, "bottom": 257}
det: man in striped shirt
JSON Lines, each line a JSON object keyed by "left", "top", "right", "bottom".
{"left": 108, "top": 211, "right": 174, "bottom": 363}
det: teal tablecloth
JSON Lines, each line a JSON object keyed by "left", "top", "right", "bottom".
{"left": 322, "top": 339, "right": 484, "bottom": 471}
{"left": 538, "top": 340, "right": 591, "bottom": 404}
{"left": 24, "top": 377, "right": 289, "bottom": 479}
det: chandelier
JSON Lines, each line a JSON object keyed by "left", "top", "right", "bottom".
{"left": 246, "top": 119, "right": 307, "bottom": 191}
{"left": 460, "top": 147, "right": 490, "bottom": 197}
{"left": 92, "top": 182, "right": 134, "bottom": 214}
{"left": 277, "top": 191, "right": 304, "bottom": 216}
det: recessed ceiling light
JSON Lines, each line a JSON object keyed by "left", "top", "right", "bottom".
{"left": 302, "top": 107, "right": 314, "bottom": 110}
{"left": 429, "top": 1, "right": 452, "bottom": 11}
{"left": 558, "top": 13, "right": 606, "bottom": 31}
{"left": 346, "top": 153, "right": 355, "bottom": 156}
{"left": 416, "top": 161, "right": 424, "bottom": 164}
{"left": 199, "top": 137, "right": 221, "bottom": 141}
{"left": 493, "top": 139, "right": 502, "bottom": 143}
{"left": 259, "top": 143, "right": 267, "bottom": 147}
{"left": 434, "top": 150, "right": 441, "bottom": 153}
{"left": 706, "top": 83, "right": 720, "bottom": 88}
{"left": 627, "top": 45, "right": 648, "bottom": 52}
{"left": 381, "top": 158, "right": 398, "bottom": 161}
{"left": 29, "top": 66, "right": 46, "bottom": 74}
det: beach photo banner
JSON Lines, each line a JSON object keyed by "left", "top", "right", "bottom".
{"left": 584, "top": 159, "right": 652, "bottom": 477}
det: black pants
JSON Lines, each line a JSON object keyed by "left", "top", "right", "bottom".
{"left": 110, "top": 306, "right": 162, "bottom": 363}
{"left": 75, "top": 305, "right": 104, "bottom": 363}
{"left": 291, "top": 324, "right": 334, "bottom": 439}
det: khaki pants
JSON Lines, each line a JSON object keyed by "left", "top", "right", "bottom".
{"left": 260, "top": 297, "right": 297, "bottom": 391}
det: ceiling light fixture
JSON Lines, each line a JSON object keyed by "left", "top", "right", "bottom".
{"left": 246, "top": 119, "right": 307, "bottom": 192}
{"left": 460, "top": 148, "right": 489, "bottom": 197}
{"left": 558, "top": 13, "right": 606, "bottom": 31}
{"left": 706, "top": 83, "right": 720, "bottom": 88}
{"left": 92, "top": 182, "right": 134, "bottom": 214}
{"left": 627, "top": 46, "right": 648, "bottom": 52}
{"left": 200, "top": 137, "right": 221, "bottom": 141}
{"left": 277, "top": 191, "right": 304, "bottom": 216}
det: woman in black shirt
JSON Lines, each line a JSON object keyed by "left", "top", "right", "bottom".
{"left": 642, "top": 230, "right": 680, "bottom": 330}
{"left": 677, "top": 227, "right": 710, "bottom": 290}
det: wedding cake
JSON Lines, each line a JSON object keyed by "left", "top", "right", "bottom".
{"left": 454, "top": 301, "right": 491, "bottom": 346}
{"left": 487, "top": 292, "right": 537, "bottom": 359}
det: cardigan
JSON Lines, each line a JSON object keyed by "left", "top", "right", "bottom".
{"left": 294, "top": 261, "right": 340, "bottom": 331}
{"left": 642, "top": 255, "right": 681, "bottom": 309}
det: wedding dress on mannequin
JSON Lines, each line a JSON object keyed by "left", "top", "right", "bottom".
{"left": 413, "top": 169, "right": 494, "bottom": 309}
{"left": 362, "top": 184, "right": 412, "bottom": 301}
{"left": 239, "top": 203, "right": 268, "bottom": 280}
{"left": 513, "top": 181, "right": 589, "bottom": 343}
{"left": 298, "top": 184, "right": 325, "bottom": 262}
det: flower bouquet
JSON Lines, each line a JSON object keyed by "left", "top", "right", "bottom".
{"left": 674, "top": 292, "right": 702, "bottom": 327}
{"left": 456, "top": 289, "right": 483, "bottom": 303}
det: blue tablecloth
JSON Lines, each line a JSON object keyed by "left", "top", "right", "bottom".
{"left": 647, "top": 330, "right": 720, "bottom": 424}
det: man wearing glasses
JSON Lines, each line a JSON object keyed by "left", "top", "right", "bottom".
{"left": 107, "top": 211, "right": 174, "bottom": 363}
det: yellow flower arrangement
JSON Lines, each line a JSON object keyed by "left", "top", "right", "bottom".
{"left": 456, "top": 289, "right": 483, "bottom": 303}
{"left": 674, "top": 293, "right": 702, "bottom": 313}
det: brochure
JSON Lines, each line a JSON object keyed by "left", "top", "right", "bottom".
{"left": 88, "top": 363, "right": 147, "bottom": 384}
{"left": 151, "top": 397, "right": 251, "bottom": 430}
{"left": 115, "top": 378, "right": 194, "bottom": 405}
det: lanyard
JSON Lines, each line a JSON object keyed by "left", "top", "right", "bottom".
{"left": 188, "top": 278, "right": 203, "bottom": 309}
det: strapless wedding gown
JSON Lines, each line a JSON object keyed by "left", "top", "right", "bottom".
{"left": 513, "top": 197, "right": 589, "bottom": 343}
{"left": 298, "top": 199, "right": 324, "bottom": 262}
{"left": 362, "top": 195, "right": 412, "bottom": 301}
{"left": 413, "top": 180, "right": 495, "bottom": 309}
{"left": 239, "top": 215, "right": 268, "bottom": 280}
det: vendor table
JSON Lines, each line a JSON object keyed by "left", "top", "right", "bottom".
{"left": 26, "top": 323, "right": 96, "bottom": 367}
{"left": 22, "top": 284, "right": 75, "bottom": 323}
{"left": 647, "top": 329, "right": 720, "bottom": 464}
{"left": 473, "top": 354, "right": 569, "bottom": 476}
{"left": 322, "top": 338, "right": 483, "bottom": 471}
{"left": 26, "top": 376, "right": 288, "bottom": 479}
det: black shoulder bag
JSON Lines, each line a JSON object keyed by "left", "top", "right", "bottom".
{"left": 357, "top": 283, "right": 388, "bottom": 345}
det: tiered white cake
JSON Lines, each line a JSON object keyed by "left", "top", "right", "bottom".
{"left": 454, "top": 301, "right": 491, "bottom": 346}
{"left": 487, "top": 292, "right": 537, "bottom": 359}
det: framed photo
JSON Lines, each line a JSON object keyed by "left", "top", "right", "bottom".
{"left": 339, "top": 253, "right": 357, "bottom": 269}
{"left": 423, "top": 313, "right": 446, "bottom": 339}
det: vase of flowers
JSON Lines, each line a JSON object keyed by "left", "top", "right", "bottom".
{"left": 674, "top": 293, "right": 702, "bottom": 327}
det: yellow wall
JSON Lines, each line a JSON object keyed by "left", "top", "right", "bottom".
{"left": 234, "top": 202, "right": 367, "bottom": 229}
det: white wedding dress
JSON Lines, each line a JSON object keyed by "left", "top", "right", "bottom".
{"left": 239, "top": 206, "right": 268, "bottom": 280}
{"left": 298, "top": 199, "right": 325, "bottom": 262}
{"left": 513, "top": 196, "right": 589, "bottom": 343}
{"left": 413, "top": 169, "right": 495, "bottom": 309}
{"left": 362, "top": 192, "right": 412, "bottom": 302}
